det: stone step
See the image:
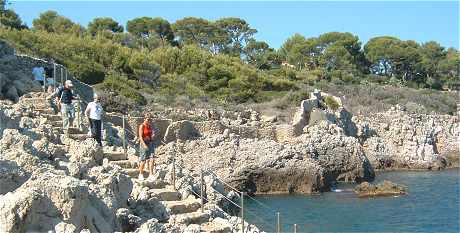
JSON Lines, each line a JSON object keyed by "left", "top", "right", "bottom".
{"left": 104, "top": 152, "right": 127, "bottom": 161}
{"left": 21, "top": 97, "right": 47, "bottom": 105}
{"left": 42, "top": 114, "right": 61, "bottom": 122}
{"left": 169, "top": 211, "right": 210, "bottom": 225}
{"left": 201, "top": 219, "right": 232, "bottom": 233}
{"left": 109, "top": 160, "right": 138, "bottom": 169}
{"left": 48, "top": 120, "right": 63, "bottom": 127}
{"left": 68, "top": 133, "right": 88, "bottom": 141}
{"left": 123, "top": 168, "right": 150, "bottom": 179}
{"left": 53, "top": 127, "right": 84, "bottom": 135}
{"left": 162, "top": 197, "right": 201, "bottom": 215}
{"left": 35, "top": 108, "right": 54, "bottom": 115}
{"left": 151, "top": 188, "right": 181, "bottom": 201}
{"left": 29, "top": 102, "right": 50, "bottom": 109}
{"left": 134, "top": 179, "right": 166, "bottom": 189}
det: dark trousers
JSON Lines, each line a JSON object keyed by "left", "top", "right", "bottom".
{"left": 89, "top": 118, "right": 102, "bottom": 146}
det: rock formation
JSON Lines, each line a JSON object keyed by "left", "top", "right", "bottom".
{"left": 0, "top": 93, "right": 262, "bottom": 233}
{"left": 354, "top": 105, "right": 459, "bottom": 170}
{"left": 354, "top": 180, "right": 408, "bottom": 197}
{"left": 1, "top": 42, "right": 458, "bottom": 231}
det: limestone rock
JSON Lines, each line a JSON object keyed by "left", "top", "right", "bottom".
{"left": 135, "top": 218, "right": 165, "bottom": 233}
{"left": 68, "top": 138, "right": 103, "bottom": 167}
{"left": 116, "top": 208, "right": 142, "bottom": 232}
{"left": 356, "top": 109, "right": 458, "bottom": 170}
{"left": 54, "top": 222, "right": 77, "bottom": 233}
{"left": 0, "top": 172, "right": 114, "bottom": 233}
{"left": 354, "top": 180, "right": 408, "bottom": 197}
{"left": 164, "top": 120, "right": 201, "bottom": 143}
{"left": 0, "top": 40, "right": 14, "bottom": 57}
{"left": 0, "top": 160, "right": 30, "bottom": 194}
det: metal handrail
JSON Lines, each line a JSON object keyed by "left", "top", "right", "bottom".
{"left": 207, "top": 182, "right": 242, "bottom": 209}
{"left": 24, "top": 54, "right": 291, "bottom": 233}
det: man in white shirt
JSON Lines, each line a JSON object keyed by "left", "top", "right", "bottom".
{"left": 85, "top": 93, "right": 104, "bottom": 146}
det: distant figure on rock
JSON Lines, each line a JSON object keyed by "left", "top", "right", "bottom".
{"left": 48, "top": 80, "right": 78, "bottom": 136}
{"left": 138, "top": 114, "right": 156, "bottom": 181}
{"left": 32, "top": 66, "right": 45, "bottom": 89}
{"left": 85, "top": 93, "right": 103, "bottom": 146}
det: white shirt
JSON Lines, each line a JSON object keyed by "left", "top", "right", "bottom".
{"left": 32, "top": 67, "right": 45, "bottom": 81}
{"left": 85, "top": 101, "right": 103, "bottom": 120}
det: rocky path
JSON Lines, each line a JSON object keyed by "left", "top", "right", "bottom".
{"left": 20, "top": 95, "right": 238, "bottom": 233}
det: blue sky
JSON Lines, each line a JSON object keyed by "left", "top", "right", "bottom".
{"left": 10, "top": 1, "right": 459, "bottom": 49}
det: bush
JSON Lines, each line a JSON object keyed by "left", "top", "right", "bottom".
{"left": 70, "top": 62, "right": 105, "bottom": 84}
{"left": 119, "top": 88, "right": 146, "bottom": 104}
{"left": 324, "top": 95, "right": 340, "bottom": 110}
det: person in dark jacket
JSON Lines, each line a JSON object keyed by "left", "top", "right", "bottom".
{"left": 48, "top": 80, "right": 78, "bottom": 136}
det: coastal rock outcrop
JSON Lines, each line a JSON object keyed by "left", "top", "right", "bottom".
{"left": 355, "top": 106, "right": 459, "bottom": 170}
{"left": 158, "top": 129, "right": 374, "bottom": 194}
{"left": 354, "top": 180, "right": 408, "bottom": 197}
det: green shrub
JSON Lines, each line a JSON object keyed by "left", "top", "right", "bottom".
{"left": 119, "top": 88, "right": 146, "bottom": 104}
{"left": 324, "top": 95, "right": 340, "bottom": 110}
{"left": 70, "top": 62, "right": 105, "bottom": 84}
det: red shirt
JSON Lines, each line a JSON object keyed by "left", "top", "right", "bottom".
{"left": 142, "top": 123, "right": 153, "bottom": 141}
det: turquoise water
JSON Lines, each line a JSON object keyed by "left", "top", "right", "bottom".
{"left": 245, "top": 169, "right": 460, "bottom": 233}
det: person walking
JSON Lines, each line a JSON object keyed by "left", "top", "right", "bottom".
{"left": 32, "top": 66, "right": 45, "bottom": 89}
{"left": 138, "top": 114, "right": 156, "bottom": 181}
{"left": 48, "top": 80, "right": 78, "bottom": 136}
{"left": 85, "top": 93, "right": 103, "bottom": 146}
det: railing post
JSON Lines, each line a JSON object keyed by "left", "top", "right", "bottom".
{"left": 241, "top": 192, "right": 245, "bottom": 233}
{"left": 277, "top": 212, "right": 281, "bottom": 233}
{"left": 65, "top": 68, "right": 68, "bottom": 82}
{"left": 122, "top": 115, "right": 127, "bottom": 157}
{"left": 293, "top": 224, "right": 298, "bottom": 233}
{"left": 60, "top": 66, "right": 63, "bottom": 84}
{"left": 200, "top": 169, "right": 204, "bottom": 213}
{"left": 76, "top": 99, "right": 81, "bottom": 130}
{"left": 172, "top": 157, "right": 176, "bottom": 190}
{"left": 43, "top": 71, "right": 46, "bottom": 93}
{"left": 53, "top": 63, "right": 56, "bottom": 90}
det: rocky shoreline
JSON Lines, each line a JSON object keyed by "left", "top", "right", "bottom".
{"left": 354, "top": 180, "right": 408, "bottom": 197}
{"left": 1, "top": 43, "right": 459, "bottom": 232}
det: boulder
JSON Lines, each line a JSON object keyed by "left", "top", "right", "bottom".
{"left": 116, "top": 208, "right": 142, "bottom": 232}
{"left": 0, "top": 160, "right": 30, "bottom": 194}
{"left": 68, "top": 138, "right": 103, "bottom": 167}
{"left": 354, "top": 180, "right": 407, "bottom": 197}
{"left": 54, "top": 222, "right": 77, "bottom": 233}
{"left": 0, "top": 40, "right": 14, "bottom": 57}
{"left": 0, "top": 172, "right": 113, "bottom": 233}
{"left": 164, "top": 120, "right": 201, "bottom": 143}
{"left": 356, "top": 109, "right": 458, "bottom": 170}
{"left": 134, "top": 218, "right": 165, "bottom": 233}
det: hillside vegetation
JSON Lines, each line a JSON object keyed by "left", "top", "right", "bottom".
{"left": 0, "top": 8, "right": 458, "bottom": 114}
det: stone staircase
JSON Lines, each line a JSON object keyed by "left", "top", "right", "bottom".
{"left": 25, "top": 95, "right": 229, "bottom": 232}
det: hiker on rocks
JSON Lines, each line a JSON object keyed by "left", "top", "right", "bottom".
{"left": 85, "top": 93, "right": 103, "bottom": 146}
{"left": 48, "top": 80, "right": 78, "bottom": 136}
{"left": 32, "top": 66, "right": 45, "bottom": 88}
{"left": 138, "top": 114, "right": 156, "bottom": 181}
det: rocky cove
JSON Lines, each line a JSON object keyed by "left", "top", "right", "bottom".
{"left": 1, "top": 41, "right": 459, "bottom": 232}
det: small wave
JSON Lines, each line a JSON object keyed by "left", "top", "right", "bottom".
{"left": 332, "top": 188, "right": 354, "bottom": 193}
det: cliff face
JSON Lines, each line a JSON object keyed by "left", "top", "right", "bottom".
{"left": 355, "top": 106, "right": 459, "bottom": 170}
{"left": 155, "top": 90, "right": 458, "bottom": 195}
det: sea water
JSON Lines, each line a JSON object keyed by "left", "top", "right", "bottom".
{"left": 245, "top": 169, "right": 460, "bottom": 233}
